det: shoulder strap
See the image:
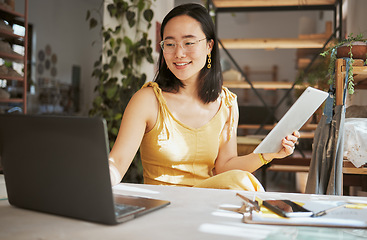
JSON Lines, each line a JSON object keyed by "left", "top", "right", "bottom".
{"left": 141, "top": 81, "right": 167, "bottom": 105}
{"left": 141, "top": 82, "right": 171, "bottom": 140}
{"left": 221, "top": 86, "right": 237, "bottom": 108}
{"left": 221, "top": 87, "right": 237, "bottom": 141}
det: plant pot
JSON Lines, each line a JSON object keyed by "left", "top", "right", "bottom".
{"left": 336, "top": 41, "right": 367, "bottom": 60}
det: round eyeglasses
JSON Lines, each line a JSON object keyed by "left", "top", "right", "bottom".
{"left": 160, "top": 38, "right": 207, "bottom": 53}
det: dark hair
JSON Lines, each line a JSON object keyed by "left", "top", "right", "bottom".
{"left": 154, "top": 3, "right": 222, "bottom": 103}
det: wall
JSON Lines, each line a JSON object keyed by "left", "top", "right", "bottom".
{"left": 146, "top": 0, "right": 175, "bottom": 81}
{"left": 14, "top": 0, "right": 173, "bottom": 115}
{"left": 15, "top": 0, "right": 102, "bottom": 115}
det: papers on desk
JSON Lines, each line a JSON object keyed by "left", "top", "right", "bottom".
{"left": 243, "top": 200, "right": 367, "bottom": 228}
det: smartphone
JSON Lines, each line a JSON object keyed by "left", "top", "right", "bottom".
{"left": 263, "top": 200, "right": 313, "bottom": 218}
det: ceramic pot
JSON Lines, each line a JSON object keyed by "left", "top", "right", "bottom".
{"left": 336, "top": 41, "right": 367, "bottom": 60}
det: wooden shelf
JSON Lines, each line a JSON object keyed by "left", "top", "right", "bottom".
{"left": 0, "top": 29, "right": 24, "bottom": 40}
{"left": 0, "top": 29, "right": 24, "bottom": 46}
{"left": 336, "top": 59, "right": 367, "bottom": 105}
{"left": 0, "top": 51, "right": 24, "bottom": 63}
{"left": 0, "top": 74, "right": 24, "bottom": 81}
{"left": 212, "top": 0, "right": 337, "bottom": 8}
{"left": 343, "top": 160, "right": 367, "bottom": 175}
{"left": 223, "top": 80, "right": 308, "bottom": 89}
{"left": 220, "top": 38, "right": 328, "bottom": 50}
{"left": 0, "top": 0, "right": 28, "bottom": 113}
{"left": 0, "top": 98, "right": 23, "bottom": 103}
{"left": 267, "top": 165, "right": 309, "bottom": 172}
{"left": 0, "top": 4, "right": 24, "bottom": 19}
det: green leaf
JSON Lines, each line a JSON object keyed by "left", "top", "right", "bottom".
{"left": 107, "top": 4, "right": 117, "bottom": 17}
{"left": 140, "top": 36, "right": 147, "bottom": 45}
{"left": 102, "top": 72, "right": 109, "bottom": 82}
{"left": 86, "top": 10, "right": 91, "bottom": 20}
{"left": 117, "top": 38, "right": 122, "bottom": 45}
{"left": 114, "top": 26, "right": 121, "bottom": 34}
{"left": 103, "top": 32, "right": 111, "bottom": 42}
{"left": 123, "top": 36, "right": 133, "bottom": 52}
{"left": 103, "top": 63, "right": 110, "bottom": 71}
{"left": 111, "top": 127, "right": 119, "bottom": 136}
{"left": 143, "top": 9, "right": 153, "bottom": 22}
{"left": 94, "top": 96, "right": 103, "bottom": 106}
{"left": 94, "top": 59, "right": 101, "bottom": 67}
{"left": 123, "top": 36, "right": 133, "bottom": 46}
{"left": 126, "top": 10, "right": 135, "bottom": 21}
{"left": 92, "top": 68, "right": 101, "bottom": 77}
{"left": 107, "top": 49, "right": 113, "bottom": 56}
{"left": 116, "top": 1, "right": 127, "bottom": 15}
{"left": 128, "top": 19, "right": 136, "bottom": 28}
{"left": 114, "top": 113, "right": 122, "bottom": 120}
{"left": 109, "top": 38, "right": 115, "bottom": 48}
{"left": 110, "top": 56, "right": 117, "bottom": 68}
{"left": 114, "top": 46, "right": 120, "bottom": 53}
{"left": 89, "top": 18, "right": 98, "bottom": 29}
{"left": 122, "top": 57, "right": 130, "bottom": 68}
{"left": 137, "top": 0, "right": 145, "bottom": 11}
{"left": 109, "top": 141, "right": 114, "bottom": 149}
{"left": 107, "top": 85, "right": 118, "bottom": 99}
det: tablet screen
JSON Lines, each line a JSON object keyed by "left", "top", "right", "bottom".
{"left": 253, "top": 87, "right": 328, "bottom": 154}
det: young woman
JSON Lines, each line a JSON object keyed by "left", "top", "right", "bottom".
{"left": 108, "top": 3, "right": 299, "bottom": 191}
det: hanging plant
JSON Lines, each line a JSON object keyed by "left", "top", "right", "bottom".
{"left": 320, "top": 33, "right": 367, "bottom": 94}
{"left": 86, "top": 0, "right": 155, "bottom": 183}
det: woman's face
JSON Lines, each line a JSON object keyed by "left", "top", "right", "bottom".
{"left": 162, "top": 15, "right": 213, "bottom": 83}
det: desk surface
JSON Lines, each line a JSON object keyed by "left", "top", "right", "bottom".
{"left": 1, "top": 174, "right": 367, "bottom": 240}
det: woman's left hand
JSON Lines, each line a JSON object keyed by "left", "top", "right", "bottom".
{"left": 264, "top": 131, "right": 300, "bottom": 160}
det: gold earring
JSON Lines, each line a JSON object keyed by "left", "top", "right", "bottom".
{"left": 207, "top": 53, "right": 211, "bottom": 69}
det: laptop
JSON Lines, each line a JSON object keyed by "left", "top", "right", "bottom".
{"left": 253, "top": 87, "right": 328, "bottom": 154}
{"left": 0, "top": 114, "right": 170, "bottom": 225}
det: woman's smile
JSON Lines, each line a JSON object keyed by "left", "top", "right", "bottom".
{"left": 174, "top": 61, "right": 192, "bottom": 68}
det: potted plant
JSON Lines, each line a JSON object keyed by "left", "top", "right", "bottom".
{"left": 86, "top": 0, "right": 155, "bottom": 183}
{"left": 320, "top": 33, "right": 367, "bottom": 94}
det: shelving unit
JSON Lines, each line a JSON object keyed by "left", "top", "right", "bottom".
{"left": 334, "top": 58, "right": 367, "bottom": 195}
{"left": 208, "top": 0, "right": 342, "bottom": 191}
{"left": 209, "top": 0, "right": 341, "bottom": 135}
{"left": 335, "top": 59, "right": 367, "bottom": 105}
{"left": 211, "top": 0, "right": 337, "bottom": 8}
{"left": 0, "top": 0, "right": 28, "bottom": 113}
{"left": 219, "top": 37, "right": 329, "bottom": 50}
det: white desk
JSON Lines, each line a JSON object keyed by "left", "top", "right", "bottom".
{"left": 0, "top": 174, "right": 367, "bottom": 240}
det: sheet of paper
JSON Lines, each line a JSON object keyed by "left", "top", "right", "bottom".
{"left": 245, "top": 200, "right": 367, "bottom": 228}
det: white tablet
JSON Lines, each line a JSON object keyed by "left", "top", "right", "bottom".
{"left": 253, "top": 87, "right": 328, "bottom": 154}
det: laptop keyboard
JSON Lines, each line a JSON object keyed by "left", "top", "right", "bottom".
{"left": 114, "top": 203, "right": 145, "bottom": 218}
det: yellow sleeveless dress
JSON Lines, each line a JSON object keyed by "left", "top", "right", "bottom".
{"left": 140, "top": 82, "right": 264, "bottom": 191}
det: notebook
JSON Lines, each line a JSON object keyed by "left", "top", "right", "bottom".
{"left": 0, "top": 114, "right": 170, "bottom": 225}
{"left": 253, "top": 87, "right": 328, "bottom": 154}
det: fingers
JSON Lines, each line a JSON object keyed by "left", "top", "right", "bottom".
{"left": 281, "top": 131, "right": 300, "bottom": 155}
{"left": 275, "top": 131, "right": 301, "bottom": 158}
{"left": 282, "top": 140, "right": 295, "bottom": 155}
{"left": 293, "top": 130, "right": 301, "bottom": 138}
{"left": 286, "top": 131, "right": 300, "bottom": 142}
{"left": 283, "top": 136, "right": 296, "bottom": 148}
